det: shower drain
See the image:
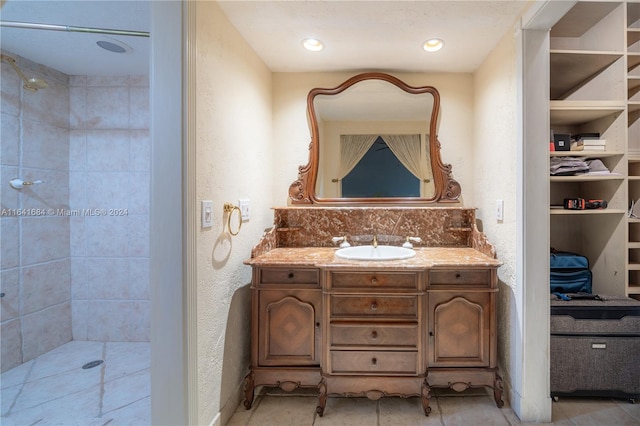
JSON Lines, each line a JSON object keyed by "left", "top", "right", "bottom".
{"left": 82, "top": 360, "right": 104, "bottom": 369}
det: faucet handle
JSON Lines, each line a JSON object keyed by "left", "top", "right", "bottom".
{"left": 332, "top": 236, "right": 351, "bottom": 248}
{"left": 402, "top": 237, "right": 422, "bottom": 249}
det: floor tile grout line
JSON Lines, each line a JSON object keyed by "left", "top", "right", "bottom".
{"left": 3, "top": 358, "right": 36, "bottom": 416}
{"left": 98, "top": 341, "right": 107, "bottom": 416}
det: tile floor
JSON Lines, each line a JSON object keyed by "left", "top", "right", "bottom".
{"left": 227, "top": 386, "right": 640, "bottom": 426}
{"left": 1, "top": 340, "right": 150, "bottom": 426}
{"left": 2, "top": 343, "right": 638, "bottom": 426}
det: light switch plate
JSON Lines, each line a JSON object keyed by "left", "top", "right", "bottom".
{"left": 202, "top": 200, "right": 213, "bottom": 228}
{"left": 239, "top": 199, "right": 250, "bottom": 221}
{"left": 496, "top": 199, "right": 504, "bottom": 221}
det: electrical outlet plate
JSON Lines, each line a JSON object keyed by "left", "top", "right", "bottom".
{"left": 239, "top": 199, "right": 250, "bottom": 221}
{"left": 202, "top": 200, "right": 213, "bottom": 228}
{"left": 496, "top": 199, "right": 504, "bottom": 221}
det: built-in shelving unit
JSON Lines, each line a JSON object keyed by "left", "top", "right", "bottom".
{"left": 628, "top": 2, "right": 640, "bottom": 299}
{"left": 549, "top": 1, "right": 629, "bottom": 297}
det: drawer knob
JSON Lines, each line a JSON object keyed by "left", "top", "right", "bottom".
{"left": 455, "top": 273, "right": 462, "bottom": 279}
{"left": 371, "top": 331, "right": 378, "bottom": 339}
{"left": 288, "top": 272, "right": 295, "bottom": 279}
{"left": 370, "top": 302, "right": 378, "bottom": 311}
{"left": 371, "top": 357, "right": 377, "bottom": 366}
{"left": 371, "top": 277, "right": 378, "bottom": 284}
{"left": 429, "top": 331, "right": 434, "bottom": 337}
{"left": 316, "top": 322, "right": 320, "bottom": 329}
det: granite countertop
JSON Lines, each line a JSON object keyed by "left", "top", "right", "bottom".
{"left": 245, "top": 247, "right": 502, "bottom": 269}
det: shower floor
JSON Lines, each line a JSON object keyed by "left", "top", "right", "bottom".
{"left": 1, "top": 340, "right": 149, "bottom": 425}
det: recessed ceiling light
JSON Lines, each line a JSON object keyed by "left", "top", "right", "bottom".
{"left": 423, "top": 38, "right": 444, "bottom": 52}
{"left": 302, "top": 38, "right": 324, "bottom": 52}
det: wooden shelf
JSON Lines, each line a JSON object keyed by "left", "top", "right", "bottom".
{"left": 550, "top": 100, "right": 626, "bottom": 125}
{"left": 550, "top": 208, "right": 626, "bottom": 215}
{"left": 550, "top": 175, "right": 624, "bottom": 182}
{"left": 550, "top": 150, "right": 624, "bottom": 158}
{"left": 628, "top": 242, "right": 640, "bottom": 249}
{"left": 550, "top": 51, "right": 624, "bottom": 100}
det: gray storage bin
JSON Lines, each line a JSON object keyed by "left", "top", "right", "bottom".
{"left": 550, "top": 295, "right": 640, "bottom": 401}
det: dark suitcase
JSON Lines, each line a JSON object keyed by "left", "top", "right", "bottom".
{"left": 550, "top": 295, "right": 640, "bottom": 401}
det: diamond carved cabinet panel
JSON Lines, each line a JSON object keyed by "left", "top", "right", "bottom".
{"left": 258, "top": 289, "right": 322, "bottom": 366}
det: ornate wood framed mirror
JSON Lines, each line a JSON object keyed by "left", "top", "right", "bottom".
{"left": 288, "top": 72, "right": 461, "bottom": 204}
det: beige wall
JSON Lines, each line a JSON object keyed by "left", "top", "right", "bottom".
{"left": 473, "top": 23, "right": 519, "bottom": 413}
{"left": 272, "top": 72, "right": 475, "bottom": 206}
{"left": 195, "top": 2, "right": 273, "bottom": 424}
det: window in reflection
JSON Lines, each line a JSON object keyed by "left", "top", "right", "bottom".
{"left": 342, "top": 136, "right": 420, "bottom": 197}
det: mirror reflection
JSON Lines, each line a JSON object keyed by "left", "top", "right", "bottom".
{"left": 289, "top": 73, "right": 460, "bottom": 204}
{"left": 314, "top": 80, "right": 435, "bottom": 198}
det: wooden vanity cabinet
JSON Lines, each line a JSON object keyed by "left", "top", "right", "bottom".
{"left": 426, "top": 268, "right": 503, "bottom": 407}
{"left": 243, "top": 267, "right": 322, "bottom": 409}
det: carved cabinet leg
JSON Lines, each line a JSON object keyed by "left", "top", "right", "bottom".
{"left": 243, "top": 372, "right": 255, "bottom": 409}
{"left": 493, "top": 373, "right": 504, "bottom": 408}
{"left": 421, "top": 380, "right": 432, "bottom": 416}
{"left": 316, "top": 378, "right": 327, "bottom": 417}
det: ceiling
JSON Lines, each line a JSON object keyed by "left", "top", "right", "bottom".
{"left": 0, "top": 0, "right": 530, "bottom": 76}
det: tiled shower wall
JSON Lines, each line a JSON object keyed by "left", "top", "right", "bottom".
{"left": 0, "top": 51, "right": 150, "bottom": 373}
{"left": 68, "top": 75, "right": 150, "bottom": 342}
{"left": 1, "top": 53, "right": 72, "bottom": 372}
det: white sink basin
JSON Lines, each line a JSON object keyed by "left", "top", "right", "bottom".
{"left": 335, "top": 245, "right": 416, "bottom": 261}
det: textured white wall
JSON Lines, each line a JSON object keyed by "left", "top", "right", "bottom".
{"left": 195, "top": 2, "right": 273, "bottom": 425}
{"left": 472, "top": 26, "right": 518, "bottom": 409}
{"left": 272, "top": 72, "right": 474, "bottom": 206}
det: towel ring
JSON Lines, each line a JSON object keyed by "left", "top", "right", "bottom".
{"left": 223, "top": 202, "right": 242, "bottom": 236}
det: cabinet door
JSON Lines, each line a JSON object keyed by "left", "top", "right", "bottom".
{"left": 258, "top": 289, "right": 322, "bottom": 366}
{"left": 428, "top": 292, "right": 491, "bottom": 367}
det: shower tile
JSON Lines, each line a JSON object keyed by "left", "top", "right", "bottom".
{"left": 85, "top": 216, "right": 128, "bottom": 257}
{"left": 1, "top": 382, "right": 21, "bottom": 415}
{"left": 0, "top": 358, "right": 33, "bottom": 389}
{"left": 86, "top": 258, "right": 129, "bottom": 300}
{"left": 102, "top": 369, "right": 150, "bottom": 413}
{"left": 129, "top": 172, "right": 150, "bottom": 215}
{"left": 21, "top": 217, "right": 70, "bottom": 265}
{"left": 105, "top": 395, "right": 150, "bottom": 425}
{"left": 69, "top": 171, "right": 87, "bottom": 210}
{"left": 21, "top": 169, "right": 69, "bottom": 212}
{"left": 71, "top": 258, "right": 88, "bottom": 299}
{"left": 0, "top": 319, "right": 23, "bottom": 373}
{"left": 22, "top": 259, "right": 71, "bottom": 315}
{"left": 129, "top": 258, "right": 150, "bottom": 300}
{"left": 21, "top": 303, "right": 72, "bottom": 362}
{"left": 70, "top": 216, "right": 87, "bottom": 256}
{"left": 130, "top": 75, "right": 149, "bottom": 87}
{"left": 69, "top": 86, "right": 87, "bottom": 129}
{"left": 28, "top": 340, "right": 104, "bottom": 382}
{"left": 23, "top": 78, "right": 70, "bottom": 129}
{"left": 1, "top": 61, "right": 21, "bottom": 116}
{"left": 1, "top": 113, "right": 20, "bottom": 166}
{"left": 1, "top": 166, "right": 19, "bottom": 210}
{"left": 86, "top": 300, "right": 150, "bottom": 341}
{"left": 104, "top": 342, "right": 150, "bottom": 382}
{"left": 11, "top": 366, "right": 101, "bottom": 413}
{"left": 69, "top": 75, "right": 87, "bottom": 87}
{"left": 69, "top": 130, "right": 87, "bottom": 171}
{"left": 86, "top": 130, "right": 130, "bottom": 171}
{"left": 0, "top": 268, "right": 20, "bottom": 321}
{"left": 21, "top": 120, "right": 70, "bottom": 171}
{"left": 86, "top": 87, "right": 129, "bottom": 129}
{"left": 130, "top": 87, "right": 149, "bottom": 130}
{"left": 130, "top": 129, "right": 151, "bottom": 172}
{"left": 84, "top": 171, "right": 130, "bottom": 209}
{"left": 87, "top": 75, "right": 130, "bottom": 87}
{"left": 0, "top": 218, "right": 19, "bottom": 269}
{"left": 72, "top": 300, "right": 88, "bottom": 340}
{"left": 128, "top": 215, "right": 149, "bottom": 257}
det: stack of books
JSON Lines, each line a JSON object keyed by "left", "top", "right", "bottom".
{"left": 572, "top": 133, "right": 606, "bottom": 151}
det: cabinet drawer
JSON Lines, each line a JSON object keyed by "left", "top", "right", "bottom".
{"left": 329, "top": 271, "right": 419, "bottom": 290}
{"left": 330, "top": 295, "right": 418, "bottom": 319}
{"left": 330, "top": 350, "right": 418, "bottom": 374}
{"left": 258, "top": 268, "right": 319, "bottom": 287}
{"left": 330, "top": 323, "right": 418, "bottom": 348}
{"left": 428, "top": 269, "right": 490, "bottom": 288}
